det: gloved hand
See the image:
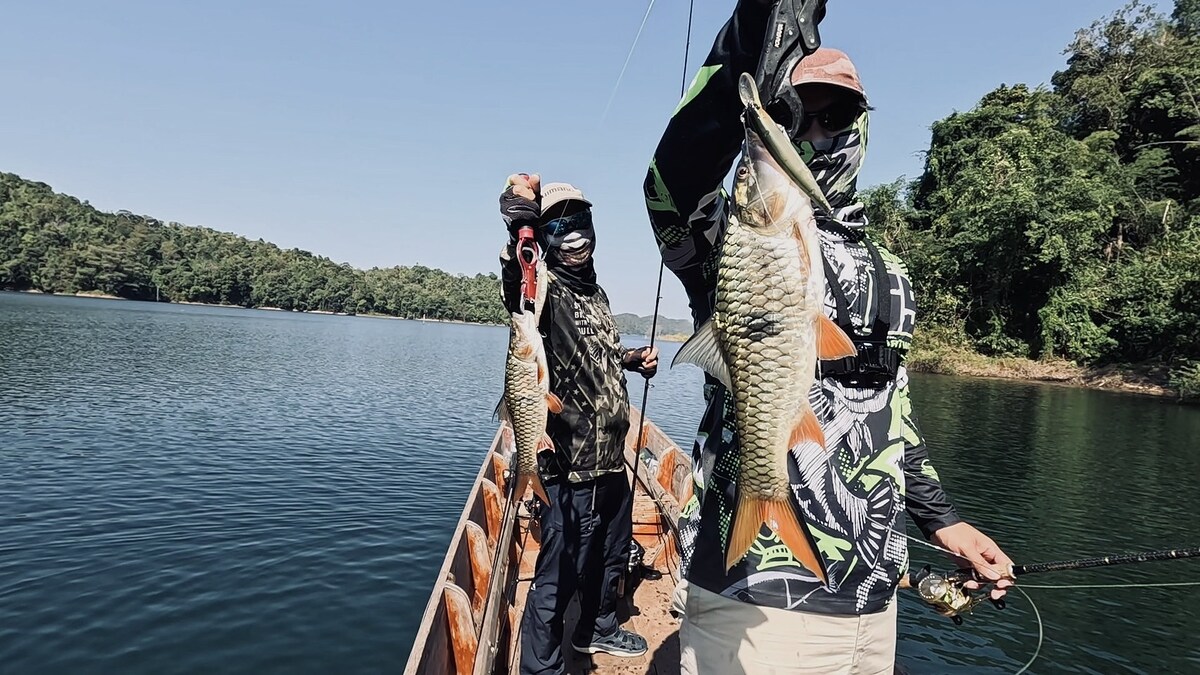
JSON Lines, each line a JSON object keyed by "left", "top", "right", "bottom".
{"left": 500, "top": 173, "right": 541, "bottom": 238}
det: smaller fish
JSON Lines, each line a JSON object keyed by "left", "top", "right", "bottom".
{"left": 496, "top": 259, "right": 562, "bottom": 504}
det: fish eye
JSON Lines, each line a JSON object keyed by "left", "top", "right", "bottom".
{"left": 736, "top": 166, "right": 749, "bottom": 179}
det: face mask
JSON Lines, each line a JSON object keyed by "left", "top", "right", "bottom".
{"left": 543, "top": 210, "right": 595, "bottom": 267}
{"left": 794, "top": 111, "right": 869, "bottom": 209}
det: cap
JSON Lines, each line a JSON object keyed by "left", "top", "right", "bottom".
{"left": 540, "top": 182, "right": 592, "bottom": 216}
{"left": 790, "top": 48, "right": 866, "bottom": 99}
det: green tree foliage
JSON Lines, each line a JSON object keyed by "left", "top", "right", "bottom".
{"left": 0, "top": 174, "right": 508, "bottom": 324}
{"left": 863, "top": 0, "right": 1199, "bottom": 370}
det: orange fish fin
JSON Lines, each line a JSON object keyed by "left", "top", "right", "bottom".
{"left": 787, "top": 404, "right": 826, "bottom": 450}
{"left": 514, "top": 473, "right": 551, "bottom": 505}
{"left": 726, "top": 491, "right": 763, "bottom": 571}
{"left": 792, "top": 222, "right": 811, "bottom": 268}
{"left": 817, "top": 314, "right": 857, "bottom": 360}
{"left": 763, "top": 499, "right": 827, "bottom": 584}
{"left": 545, "top": 392, "right": 563, "bottom": 414}
{"left": 537, "top": 433, "right": 555, "bottom": 452}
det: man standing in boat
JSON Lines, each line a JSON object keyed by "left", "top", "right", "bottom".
{"left": 498, "top": 175, "right": 660, "bottom": 674}
{"left": 642, "top": 1, "right": 1014, "bottom": 672}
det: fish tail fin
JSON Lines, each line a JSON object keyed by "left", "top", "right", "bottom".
{"left": 726, "top": 494, "right": 827, "bottom": 584}
{"left": 725, "top": 491, "right": 762, "bottom": 571}
{"left": 514, "top": 471, "right": 551, "bottom": 505}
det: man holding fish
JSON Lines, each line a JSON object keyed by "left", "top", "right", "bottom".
{"left": 496, "top": 176, "right": 660, "bottom": 675}
{"left": 643, "top": 1, "right": 1014, "bottom": 672}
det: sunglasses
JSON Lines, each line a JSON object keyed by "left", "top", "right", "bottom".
{"left": 786, "top": 99, "right": 867, "bottom": 136}
{"left": 543, "top": 210, "right": 592, "bottom": 237}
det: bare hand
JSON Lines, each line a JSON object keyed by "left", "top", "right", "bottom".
{"left": 505, "top": 173, "right": 541, "bottom": 201}
{"left": 624, "top": 346, "right": 659, "bottom": 378}
{"left": 640, "top": 346, "right": 659, "bottom": 375}
{"left": 929, "top": 522, "right": 1014, "bottom": 600}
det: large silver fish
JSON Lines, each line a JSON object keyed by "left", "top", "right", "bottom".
{"left": 673, "top": 73, "right": 856, "bottom": 582}
{"left": 497, "top": 259, "right": 561, "bottom": 504}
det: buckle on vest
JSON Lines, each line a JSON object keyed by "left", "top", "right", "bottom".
{"left": 820, "top": 342, "right": 900, "bottom": 389}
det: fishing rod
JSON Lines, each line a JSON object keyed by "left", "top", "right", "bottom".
{"left": 627, "top": 0, "right": 693, "bottom": 544}
{"left": 902, "top": 545, "right": 1200, "bottom": 624}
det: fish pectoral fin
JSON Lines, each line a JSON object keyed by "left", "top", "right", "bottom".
{"left": 494, "top": 398, "right": 510, "bottom": 425}
{"left": 788, "top": 404, "right": 827, "bottom": 450}
{"left": 672, "top": 317, "right": 733, "bottom": 390}
{"left": 537, "top": 433, "right": 555, "bottom": 452}
{"left": 545, "top": 392, "right": 563, "bottom": 414}
{"left": 791, "top": 223, "right": 812, "bottom": 268}
{"left": 817, "top": 314, "right": 858, "bottom": 360}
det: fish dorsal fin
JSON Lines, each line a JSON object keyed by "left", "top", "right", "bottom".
{"left": 494, "top": 397, "right": 510, "bottom": 425}
{"left": 672, "top": 317, "right": 733, "bottom": 390}
{"left": 545, "top": 392, "right": 563, "bottom": 414}
{"left": 817, "top": 314, "right": 857, "bottom": 360}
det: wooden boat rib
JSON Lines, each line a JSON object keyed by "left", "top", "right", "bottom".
{"left": 404, "top": 408, "right": 692, "bottom": 674}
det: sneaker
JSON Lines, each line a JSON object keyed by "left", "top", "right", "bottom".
{"left": 572, "top": 627, "right": 648, "bottom": 657}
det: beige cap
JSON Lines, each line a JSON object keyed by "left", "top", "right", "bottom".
{"left": 540, "top": 182, "right": 592, "bottom": 216}
{"left": 790, "top": 48, "right": 866, "bottom": 98}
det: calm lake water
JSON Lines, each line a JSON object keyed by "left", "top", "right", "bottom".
{"left": 1, "top": 292, "right": 1198, "bottom": 674}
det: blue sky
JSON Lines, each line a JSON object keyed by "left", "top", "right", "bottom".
{"left": 0, "top": 0, "right": 1170, "bottom": 319}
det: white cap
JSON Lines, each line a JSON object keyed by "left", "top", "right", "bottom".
{"left": 540, "top": 182, "right": 592, "bottom": 216}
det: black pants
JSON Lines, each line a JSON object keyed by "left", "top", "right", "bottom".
{"left": 518, "top": 471, "right": 634, "bottom": 675}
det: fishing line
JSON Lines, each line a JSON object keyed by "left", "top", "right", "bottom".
{"left": 601, "top": 0, "right": 659, "bottom": 125}
{"left": 898, "top": 529, "right": 1013, "bottom": 581}
{"left": 628, "top": 0, "right": 693, "bottom": 531}
{"left": 897, "top": 529, "right": 1043, "bottom": 674}
{"left": 1011, "top": 586, "right": 1043, "bottom": 675}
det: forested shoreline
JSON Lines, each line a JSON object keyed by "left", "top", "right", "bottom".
{"left": 862, "top": 0, "right": 1199, "bottom": 400}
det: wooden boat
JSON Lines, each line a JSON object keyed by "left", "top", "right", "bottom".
{"left": 403, "top": 407, "right": 692, "bottom": 675}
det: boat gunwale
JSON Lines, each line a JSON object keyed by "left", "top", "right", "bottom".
{"left": 402, "top": 426, "right": 508, "bottom": 675}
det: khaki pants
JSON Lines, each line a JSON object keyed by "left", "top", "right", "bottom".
{"left": 676, "top": 581, "right": 897, "bottom": 675}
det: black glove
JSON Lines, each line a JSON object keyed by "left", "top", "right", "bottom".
{"left": 500, "top": 184, "right": 541, "bottom": 239}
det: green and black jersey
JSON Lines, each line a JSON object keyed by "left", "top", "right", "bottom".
{"left": 643, "top": 0, "right": 962, "bottom": 615}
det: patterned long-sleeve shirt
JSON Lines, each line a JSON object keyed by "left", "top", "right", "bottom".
{"left": 643, "top": 0, "right": 962, "bottom": 615}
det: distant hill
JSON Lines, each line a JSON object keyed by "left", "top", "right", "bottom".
{"left": 612, "top": 312, "right": 693, "bottom": 339}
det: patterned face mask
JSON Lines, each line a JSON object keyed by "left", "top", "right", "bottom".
{"left": 794, "top": 111, "right": 869, "bottom": 210}
{"left": 543, "top": 210, "right": 595, "bottom": 267}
